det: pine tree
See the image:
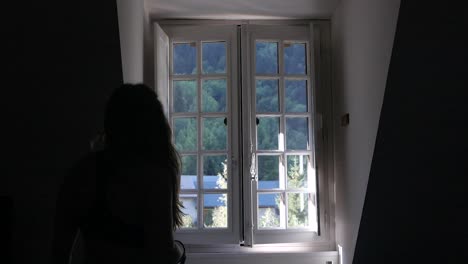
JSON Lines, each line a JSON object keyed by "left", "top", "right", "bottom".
{"left": 209, "top": 159, "right": 228, "bottom": 227}
{"left": 287, "top": 156, "right": 308, "bottom": 227}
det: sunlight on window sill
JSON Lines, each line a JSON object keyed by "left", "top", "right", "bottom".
{"left": 184, "top": 246, "right": 339, "bottom": 264}
{"left": 185, "top": 243, "right": 336, "bottom": 254}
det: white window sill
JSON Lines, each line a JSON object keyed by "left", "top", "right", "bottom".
{"left": 184, "top": 244, "right": 338, "bottom": 264}
{"left": 186, "top": 251, "right": 338, "bottom": 264}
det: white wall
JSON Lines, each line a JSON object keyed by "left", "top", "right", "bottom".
{"left": 116, "top": 0, "right": 145, "bottom": 84}
{"left": 331, "top": 0, "right": 400, "bottom": 263}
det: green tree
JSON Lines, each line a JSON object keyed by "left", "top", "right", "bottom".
{"left": 205, "top": 159, "right": 228, "bottom": 228}
{"left": 286, "top": 156, "right": 308, "bottom": 227}
{"left": 174, "top": 80, "right": 197, "bottom": 112}
{"left": 182, "top": 214, "right": 195, "bottom": 228}
{"left": 174, "top": 118, "right": 197, "bottom": 151}
{"left": 259, "top": 207, "right": 279, "bottom": 228}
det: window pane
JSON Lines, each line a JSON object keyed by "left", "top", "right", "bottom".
{"left": 284, "top": 43, "right": 306, "bottom": 75}
{"left": 257, "top": 155, "right": 280, "bottom": 189}
{"left": 174, "top": 117, "right": 197, "bottom": 151}
{"left": 287, "top": 155, "right": 309, "bottom": 189}
{"left": 203, "top": 155, "right": 228, "bottom": 190}
{"left": 257, "top": 117, "right": 280, "bottom": 150}
{"left": 258, "top": 193, "right": 281, "bottom": 229}
{"left": 256, "top": 79, "right": 279, "bottom": 113}
{"left": 256, "top": 42, "right": 278, "bottom": 74}
{"left": 202, "top": 42, "right": 226, "bottom": 74}
{"left": 286, "top": 117, "right": 309, "bottom": 150}
{"left": 202, "top": 79, "right": 227, "bottom": 112}
{"left": 180, "top": 194, "right": 198, "bottom": 228}
{"left": 202, "top": 117, "right": 227, "bottom": 150}
{"left": 285, "top": 80, "right": 307, "bottom": 113}
{"left": 287, "top": 193, "right": 309, "bottom": 228}
{"left": 173, "top": 80, "right": 197, "bottom": 112}
{"left": 173, "top": 43, "right": 197, "bottom": 75}
{"left": 181, "top": 155, "right": 197, "bottom": 190}
{"left": 204, "top": 193, "right": 228, "bottom": 228}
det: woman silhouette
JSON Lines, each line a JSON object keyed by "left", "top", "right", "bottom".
{"left": 53, "top": 83, "right": 185, "bottom": 264}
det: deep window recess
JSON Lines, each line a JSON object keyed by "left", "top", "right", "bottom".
{"left": 154, "top": 21, "right": 334, "bottom": 249}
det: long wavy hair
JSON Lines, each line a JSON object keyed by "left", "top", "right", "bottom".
{"left": 103, "top": 83, "right": 184, "bottom": 229}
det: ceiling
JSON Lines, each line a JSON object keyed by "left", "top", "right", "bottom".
{"left": 145, "top": 0, "right": 341, "bottom": 20}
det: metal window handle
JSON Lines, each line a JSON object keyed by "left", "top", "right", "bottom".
{"left": 250, "top": 144, "right": 257, "bottom": 181}
{"left": 224, "top": 117, "right": 227, "bottom": 126}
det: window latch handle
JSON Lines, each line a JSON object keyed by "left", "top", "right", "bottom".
{"left": 249, "top": 144, "right": 257, "bottom": 181}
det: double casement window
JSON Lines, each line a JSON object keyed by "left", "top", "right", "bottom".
{"left": 154, "top": 21, "right": 333, "bottom": 249}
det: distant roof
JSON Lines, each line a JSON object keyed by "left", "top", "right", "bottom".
{"left": 181, "top": 175, "right": 278, "bottom": 207}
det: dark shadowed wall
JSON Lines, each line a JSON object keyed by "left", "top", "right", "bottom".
{"left": 354, "top": 1, "right": 468, "bottom": 263}
{"left": 2, "top": 1, "right": 122, "bottom": 263}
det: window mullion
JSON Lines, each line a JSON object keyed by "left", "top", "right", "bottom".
{"left": 196, "top": 40, "right": 204, "bottom": 230}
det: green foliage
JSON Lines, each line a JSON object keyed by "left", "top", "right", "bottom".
{"left": 256, "top": 42, "right": 278, "bottom": 74}
{"left": 181, "top": 155, "right": 197, "bottom": 175}
{"left": 174, "top": 80, "right": 197, "bottom": 112}
{"left": 174, "top": 43, "right": 197, "bottom": 75}
{"left": 257, "top": 117, "right": 279, "bottom": 151}
{"left": 287, "top": 155, "right": 306, "bottom": 189}
{"left": 258, "top": 155, "right": 279, "bottom": 182}
{"left": 202, "top": 79, "right": 226, "bottom": 112}
{"left": 259, "top": 156, "right": 310, "bottom": 228}
{"left": 203, "top": 118, "right": 226, "bottom": 150}
{"left": 174, "top": 41, "right": 309, "bottom": 175}
{"left": 285, "top": 80, "right": 307, "bottom": 112}
{"left": 286, "top": 156, "right": 308, "bottom": 227}
{"left": 206, "top": 160, "right": 228, "bottom": 228}
{"left": 259, "top": 207, "right": 279, "bottom": 228}
{"left": 174, "top": 41, "right": 311, "bottom": 229}
{"left": 256, "top": 79, "right": 278, "bottom": 112}
{"left": 287, "top": 193, "right": 308, "bottom": 227}
{"left": 202, "top": 42, "right": 226, "bottom": 74}
{"left": 174, "top": 118, "right": 197, "bottom": 151}
{"left": 286, "top": 118, "right": 308, "bottom": 150}
{"left": 284, "top": 43, "right": 306, "bottom": 75}
{"left": 182, "top": 214, "right": 195, "bottom": 228}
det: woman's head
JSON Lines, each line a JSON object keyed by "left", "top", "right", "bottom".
{"left": 104, "top": 83, "right": 184, "bottom": 229}
{"left": 104, "top": 83, "right": 169, "bottom": 155}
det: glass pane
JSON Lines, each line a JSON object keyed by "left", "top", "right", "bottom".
{"left": 203, "top": 155, "right": 228, "bottom": 190}
{"left": 202, "top": 79, "right": 227, "bottom": 112}
{"left": 257, "top": 155, "right": 280, "bottom": 189}
{"left": 286, "top": 117, "right": 309, "bottom": 150}
{"left": 287, "top": 155, "right": 309, "bottom": 189}
{"left": 284, "top": 43, "right": 306, "bottom": 75}
{"left": 180, "top": 155, "right": 197, "bottom": 190}
{"left": 202, "top": 117, "right": 227, "bottom": 150}
{"left": 258, "top": 193, "right": 281, "bottom": 229}
{"left": 173, "top": 80, "right": 197, "bottom": 112}
{"left": 285, "top": 80, "right": 307, "bottom": 112}
{"left": 256, "top": 79, "right": 279, "bottom": 113}
{"left": 287, "top": 193, "right": 309, "bottom": 228}
{"left": 204, "top": 193, "right": 228, "bottom": 228}
{"left": 202, "top": 42, "right": 226, "bottom": 74}
{"left": 257, "top": 117, "right": 279, "bottom": 150}
{"left": 180, "top": 194, "right": 198, "bottom": 228}
{"left": 173, "top": 43, "right": 197, "bottom": 75}
{"left": 174, "top": 117, "right": 197, "bottom": 151}
{"left": 256, "top": 42, "right": 278, "bottom": 74}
